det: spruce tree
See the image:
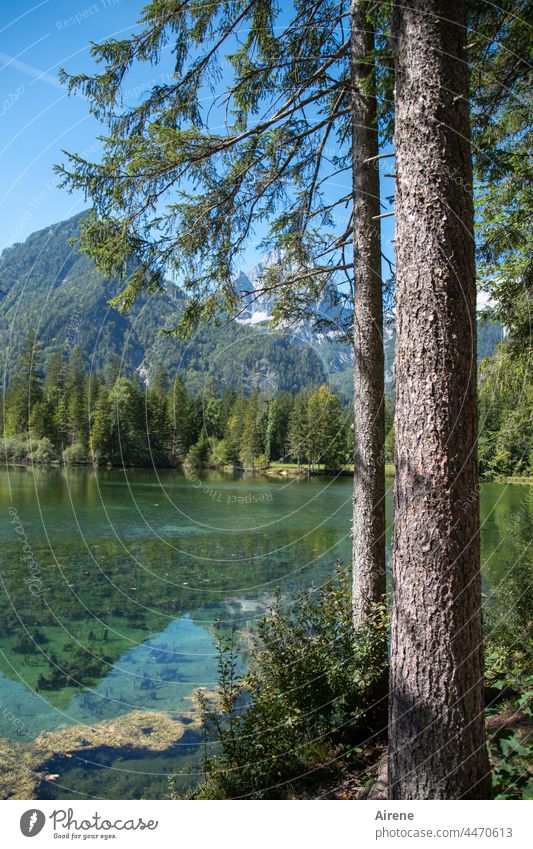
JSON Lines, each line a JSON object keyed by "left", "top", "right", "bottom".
{"left": 469, "top": 0, "right": 532, "bottom": 350}
{"left": 225, "top": 396, "right": 248, "bottom": 466}
{"left": 146, "top": 366, "right": 170, "bottom": 462}
{"left": 288, "top": 389, "right": 311, "bottom": 468}
{"left": 264, "top": 393, "right": 293, "bottom": 461}
{"left": 65, "top": 346, "right": 88, "bottom": 446}
{"left": 167, "top": 375, "right": 194, "bottom": 464}
{"left": 240, "top": 389, "right": 262, "bottom": 468}
{"left": 90, "top": 388, "right": 114, "bottom": 464}
{"left": 57, "top": 0, "right": 391, "bottom": 622}
{"left": 307, "top": 385, "right": 346, "bottom": 471}
{"left": 389, "top": 0, "right": 491, "bottom": 799}
{"left": 5, "top": 331, "right": 44, "bottom": 435}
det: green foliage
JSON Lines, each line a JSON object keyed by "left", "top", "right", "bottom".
{"left": 308, "top": 385, "right": 348, "bottom": 469}
{"left": 286, "top": 385, "right": 349, "bottom": 470}
{"left": 62, "top": 442, "right": 88, "bottom": 465}
{"left": 478, "top": 341, "right": 532, "bottom": 478}
{"left": 469, "top": 0, "right": 532, "bottom": 347}
{"left": 287, "top": 389, "right": 311, "bottom": 466}
{"left": 484, "top": 513, "right": 532, "bottom": 799}
{"left": 207, "top": 437, "right": 229, "bottom": 467}
{"left": 1, "top": 436, "right": 58, "bottom": 465}
{"left": 196, "top": 567, "right": 388, "bottom": 799}
{"left": 485, "top": 510, "right": 532, "bottom": 692}
{"left": 1, "top": 436, "right": 31, "bottom": 462}
{"left": 166, "top": 375, "right": 197, "bottom": 462}
{"left": 55, "top": 0, "right": 368, "bottom": 335}
{"left": 185, "top": 430, "right": 210, "bottom": 468}
{"left": 491, "top": 728, "right": 532, "bottom": 800}
{"left": 239, "top": 389, "right": 262, "bottom": 469}
{"left": 262, "top": 393, "right": 292, "bottom": 461}
{"left": 4, "top": 331, "right": 43, "bottom": 435}
{"left": 27, "top": 437, "right": 57, "bottom": 464}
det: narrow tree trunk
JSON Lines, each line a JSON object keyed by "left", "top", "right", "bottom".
{"left": 389, "top": 0, "right": 491, "bottom": 799}
{"left": 351, "top": 0, "right": 386, "bottom": 628}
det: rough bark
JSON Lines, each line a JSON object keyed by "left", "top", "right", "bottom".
{"left": 389, "top": 0, "right": 491, "bottom": 798}
{"left": 351, "top": 0, "right": 386, "bottom": 628}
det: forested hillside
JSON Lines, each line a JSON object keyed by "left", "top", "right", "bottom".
{"left": 0, "top": 214, "right": 333, "bottom": 396}
{"left": 1, "top": 213, "right": 501, "bottom": 399}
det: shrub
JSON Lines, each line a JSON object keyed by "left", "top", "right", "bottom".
{"left": 384, "top": 426, "right": 395, "bottom": 463}
{"left": 484, "top": 514, "right": 533, "bottom": 800}
{"left": 27, "top": 437, "right": 57, "bottom": 464}
{"left": 185, "top": 432, "right": 210, "bottom": 467}
{"left": 196, "top": 567, "right": 388, "bottom": 799}
{"left": 207, "top": 437, "right": 229, "bottom": 467}
{"left": 484, "top": 512, "right": 532, "bottom": 696}
{"left": 2, "top": 436, "right": 30, "bottom": 462}
{"left": 62, "top": 442, "right": 88, "bottom": 465}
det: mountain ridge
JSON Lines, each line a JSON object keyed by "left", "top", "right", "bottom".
{"left": 0, "top": 213, "right": 503, "bottom": 398}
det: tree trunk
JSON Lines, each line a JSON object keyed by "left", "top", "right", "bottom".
{"left": 389, "top": 0, "right": 491, "bottom": 799}
{"left": 351, "top": 0, "right": 386, "bottom": 629}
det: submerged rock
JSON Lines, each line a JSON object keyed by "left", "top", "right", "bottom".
{"left": 0, "top": 706, "right": 203, "bottom": 800}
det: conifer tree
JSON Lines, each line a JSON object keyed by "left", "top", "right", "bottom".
{"left": 240, "top": 389, "right": 262, "bottom": 468}
{"left": 146, "top": 366, "right": 171, "bottom": 462}
{"left": 57, "top": 0, "right": 391, "bottom": 621}
{"left": 389, "top": 0, "right": 491, "bottom": 799}
{"left": 167, "top": 374, "right": 194, "bottom": 463}
{"left": 307, "top": 385, "right": 346, "bottom": 470}
{"left": 90, "top": 388, "right": 114, "bottom": 464}
{"left": 65, "top": 346, "right": 88, "bottom": 445}
{"left": 225, "top": 396, "right": 248, "bottom": 466}
{"left": 288, "top": 389, "right": 311, "bottom": 468}
{"left": 263, "top": 393, "right": 293, "bottom": 461}
{"left": 4, "top": 331, "right": 43, "bottom": 435}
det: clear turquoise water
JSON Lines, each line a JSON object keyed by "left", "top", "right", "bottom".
{"left": 0, "top": 466, "right": 529, "bottom": 798}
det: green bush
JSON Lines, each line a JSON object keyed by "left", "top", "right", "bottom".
{"left": 207, "top": 437, "right": 229, "bottom": 466}
{"left": 2, "top": 436, "right": 30, "bottom": 461}
{"left": 196, "top": 567, "right": 388, "bottom": 799}
{"left": 62, "top": 442, "right": 88, "bottom": 464}
{"left": 384, "top": 426, "right": 395, "bottom": 463}
{"left": 484, "top": 512, "right": 532, "bottom": 695}
{"left": 491, "top": 721, "right": 533, "bottom": 800}
{"left": 27, "top": 437, "right": 57, "bottom": 464}
{"left": 253, "top": 453, "right": 269, "bottom": 470}
{"left": 185, "top": 431, "right": 210, "bottom": 467}
{"left": 484, "top": 513, "right": 532, "bottom": 799}
{"left": 1, "top": 434, "right": 58, "bottom": 463}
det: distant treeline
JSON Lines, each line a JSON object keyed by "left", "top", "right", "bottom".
{"left": 2, "top": 332, "right": 395, "bottom": 471}
{"left": 2, "top": 332, "right": 527, "bottom": 478}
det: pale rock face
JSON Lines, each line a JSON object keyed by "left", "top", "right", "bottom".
{"left": 232, "top": 254, "right": 498, "bottom": 395}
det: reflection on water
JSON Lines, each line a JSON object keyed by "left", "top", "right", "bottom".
{"left": 0, "top": 466, "right": 529, "bottom": 796}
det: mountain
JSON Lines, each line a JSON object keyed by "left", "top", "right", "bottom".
{"left": 0, "top": 213, "right": 503, "bottom": 397}
{"left": 0, "top": 215, "right": 331, "bottom": 397}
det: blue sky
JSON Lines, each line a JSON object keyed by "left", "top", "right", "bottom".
{"left": 0, "top": 0, "right": 172, "bottom": 253}
{"left": 0, "top": 0, "right": 395, "bottom": 273}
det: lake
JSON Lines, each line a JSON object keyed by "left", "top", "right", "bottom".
{"left": 0, "top": 466, "right": 530, "bottom": 798}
